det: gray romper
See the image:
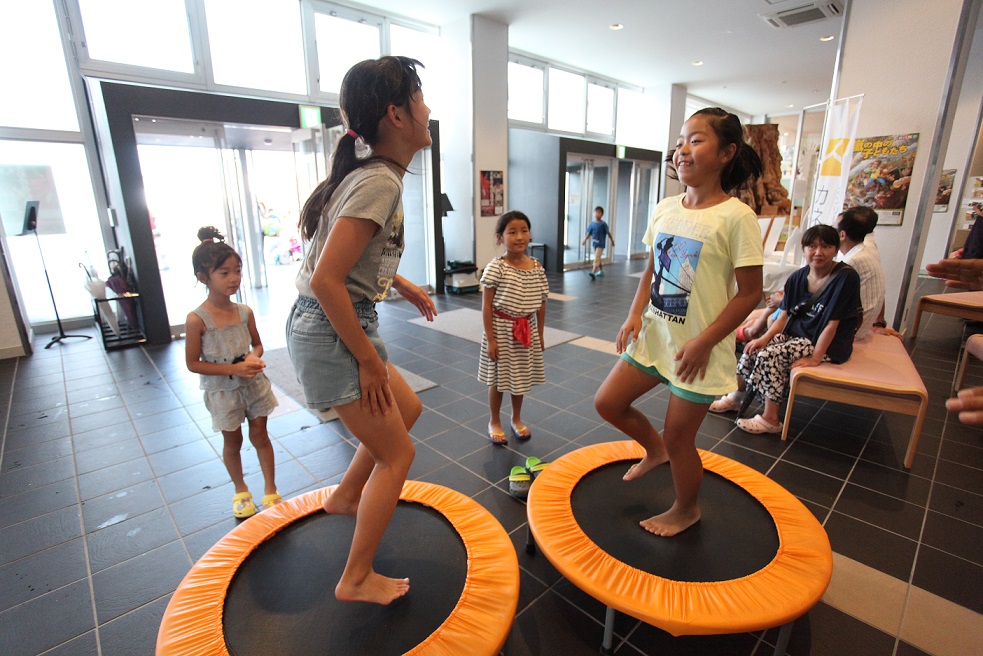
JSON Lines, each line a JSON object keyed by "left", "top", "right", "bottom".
{"left": 193, "top": 304, "right": 277, "bottom": 432}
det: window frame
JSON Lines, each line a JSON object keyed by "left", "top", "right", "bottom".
{"left": 305, "top": 1, "right": 386, "bottom": 104}
{"left": 507, "top": 55, "right": 547, "bottom": 129}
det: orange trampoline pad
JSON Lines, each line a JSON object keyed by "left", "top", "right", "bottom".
{"left": 527, "top": 441, "right": 832, "bottom": 637}
{"left": 157, "top": 481, "right": 519, "bottom": 656}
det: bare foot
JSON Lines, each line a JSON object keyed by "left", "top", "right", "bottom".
{"left": 322, "top": 490, "right": 359, "bottom": 516}
{"left": 335, "top": 572, "right": 410, "bottom": 605}
{"left": 622, "top": 452, "right": 669, "bottom": 481}
{"left": 639, "top": 505, "right": 701, "bottom": 537}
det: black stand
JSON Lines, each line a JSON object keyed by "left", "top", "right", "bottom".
{"left": 23, "top": 202, "right": 91, "bottom": 349}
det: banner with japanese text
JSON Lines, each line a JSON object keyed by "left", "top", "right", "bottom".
{"left": 808, "top": 95, "right": 863, "bottom": 227}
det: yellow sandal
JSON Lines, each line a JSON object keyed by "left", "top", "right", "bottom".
{"left": 261, "top": 493, "right": 282, "bottom": 510}
{"left": 232, "top": 492, "right": 256, "bottom": 518}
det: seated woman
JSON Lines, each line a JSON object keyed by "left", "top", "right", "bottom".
{"left": 711, "top": 224, "right": 862, "bottom": 434}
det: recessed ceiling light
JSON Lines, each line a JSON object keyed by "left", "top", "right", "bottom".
{"left": 692, "top": 60, "right": 703, "bottom": 66}
{"left": 609, "top": 23, "right": 624, "bottom": 30}
{"left": 786, "top": 104, "right": 795, "bottom": 108}
{"left": 820, "top": 35, "right": 835, "bottom": 42}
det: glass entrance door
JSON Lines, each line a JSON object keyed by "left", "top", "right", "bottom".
{"left": 134, "top": 116, "right": 309, "bottom": 345}
{"left": 563, "top": 155, "right": 614, "bottom": 271}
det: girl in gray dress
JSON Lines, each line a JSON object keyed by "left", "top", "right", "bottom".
{"left": 185, "top": 226, "right": 279, "bottom": 519}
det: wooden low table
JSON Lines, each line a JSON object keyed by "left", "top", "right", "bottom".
{"left": 910, "top": 291, "right": 983, "bottom": 339}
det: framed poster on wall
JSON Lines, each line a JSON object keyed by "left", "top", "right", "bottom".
{"left": 934, "top": 168, "right": 956, "bottom": 212}
{"left": 844, "top": 133, "right": 919, "bottom": 226}
{"left": 480, "top": 170, "right": 503, "bottom": 217}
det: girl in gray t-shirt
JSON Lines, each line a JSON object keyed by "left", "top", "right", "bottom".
{"left": 286, "top": 56, "right": 437, "bottom": 606}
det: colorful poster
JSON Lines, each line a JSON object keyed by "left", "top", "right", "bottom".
{"left": 934, "top": 169, "right": 956, "bottom": 212}
{"left": 844, "top": 133, "right": 919, "bottom": 226}
{"left": 809, "top": 95, "right": 863, "bottom": 228}
{"left": 480, "top": 170, "right": 504, "bottom": 217}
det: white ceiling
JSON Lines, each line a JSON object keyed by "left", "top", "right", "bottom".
{"left": 352, "top": 0, "right": 843, "bottom": 117}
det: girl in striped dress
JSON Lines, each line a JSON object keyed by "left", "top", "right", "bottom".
{"left": 479, "top": 211, "right": 549, "bottom": 444}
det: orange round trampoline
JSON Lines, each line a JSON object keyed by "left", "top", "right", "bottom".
{"left": 526, "top": 441, "right": 832, "bottom": 654}
{"left": 157, "top": 481, "right": 519, "bottom": 656}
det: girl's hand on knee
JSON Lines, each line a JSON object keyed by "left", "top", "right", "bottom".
{"left": 359, "top": 359, "right": 394, "bottom": 415}
{"left": 674, "top": 338, "right": 711, "bottom": 384}
{"left": 616, "top": 317, "right": 642, "bottom": 354}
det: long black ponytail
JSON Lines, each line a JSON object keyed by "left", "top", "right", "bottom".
{"left": 298, "top": 56, "right": 424, "bottom": 241}
{"left": 665, "top": 107, "right": 763, "bottom": 195}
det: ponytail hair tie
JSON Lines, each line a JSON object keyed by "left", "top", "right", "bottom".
{"left": 346, "top": 128, "right": 359, "bottom": 140}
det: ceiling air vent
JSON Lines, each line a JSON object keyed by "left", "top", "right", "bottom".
{"left": 761, "top": 1, "right": 843, "bottom": 29}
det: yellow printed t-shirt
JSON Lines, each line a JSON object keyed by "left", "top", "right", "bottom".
{"left": 626, "top": 195, "right": 763, "bottom": 396}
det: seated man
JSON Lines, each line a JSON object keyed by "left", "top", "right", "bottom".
{"left": 834, "top": 207, "right": 885, "bottom": 341}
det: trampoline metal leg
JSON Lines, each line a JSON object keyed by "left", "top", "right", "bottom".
{"left": 524, "top": 523, "right": 536, "bottom": 554}
{"left": 600, "top": 605, "right": 615, "bottom": 655}
{"left": 772, "top": 622, "right": 792, "bottom": 656}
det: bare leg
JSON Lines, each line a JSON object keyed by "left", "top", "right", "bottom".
{"left": 509, "top": 393, "right": 528, "bottom": 434}
{"left": 594, "top": 358, "right": 667, "bottom": 481}
{"left": 639, "top": 394, "right": 707, "bottom": 537}
{"left": 221, "top": 427, "right": 248, "bottom": 494}
{"left": 324, "top": 364, "right": 419, "bottom": 518}
{"left": 488, "top": 386, "right": 505, "bottom": 435}
{"left": 760, "top": 397, "right": 782, "bottom": 426}
{"left": 246, "top": 416, "right": 277, "bottom": 496}
{"left": 331, "top": 367, "right": 416, "bottom": 605}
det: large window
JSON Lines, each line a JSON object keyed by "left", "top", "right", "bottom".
{"left": 77, "top": 0, "right": 195, "bottom": 74}
{"left": 314, "top": 12, "right": 382, "bottom": 95}
{"left": 1, "top": 1, "right": 78, "bottom": 131}
{"left": 205, "top": 0, "right": 307, "bottom": 95}
{"left": 508, "top": 61, "right": 545, "bottom": 125}
{"left": 547, "top": 68, "right": 586, "bottom": 134}
{"left": 0, "top": 141, "right": 105, "bottom": 323}
{"left": 391, "top": 23, "right": 442, "bottom": 115}
{"left": 586, "top": 82, "right": 615, "bottom": 136}
{"left": 509, "top": 56, "right": 627, "bottom": 141}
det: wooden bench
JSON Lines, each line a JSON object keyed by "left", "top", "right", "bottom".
{"left": 910, "top": 291, "right": 983, "bottom": 339}
{"left": 782, "top": 333, "right": 927, "bottom": 469}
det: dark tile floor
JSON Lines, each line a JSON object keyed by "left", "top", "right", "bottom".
{"left": 0, "top": 261, "right": 980, "bottom": 655}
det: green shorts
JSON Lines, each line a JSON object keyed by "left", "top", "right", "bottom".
{"left": 620, "top": 353, "right": 715, "bottom": 405}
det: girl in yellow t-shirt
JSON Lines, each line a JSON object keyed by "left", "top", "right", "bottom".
{"left": 594, "top": 108, "right": 764, "bottom": 537}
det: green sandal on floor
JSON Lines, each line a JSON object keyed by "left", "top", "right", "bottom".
{"left": 524, "top": 456, "right": 548, "bottom": 476}
{"left": 508, "top": 466, "right": 532, "bottom": 499}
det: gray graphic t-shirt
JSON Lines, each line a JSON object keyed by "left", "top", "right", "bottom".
{"left": 296, "top": 161, "right": 405, "bottom": 303}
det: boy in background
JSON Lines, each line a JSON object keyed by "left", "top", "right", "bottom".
{"left": 582, "top": 206, "right": 614, "bottom": 279}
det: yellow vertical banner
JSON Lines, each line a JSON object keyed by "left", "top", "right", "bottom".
{"left": 809, "top": 96, "right": 863, "bottom": 227}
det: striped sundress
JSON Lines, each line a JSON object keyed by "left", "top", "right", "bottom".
{"left": 477, "top": 256, "right": 549, "bottom": 395}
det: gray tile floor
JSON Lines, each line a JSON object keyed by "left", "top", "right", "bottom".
{"left": 0, "top": 261, "right": 980, "bottom": 655}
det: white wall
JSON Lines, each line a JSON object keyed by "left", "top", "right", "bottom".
{"left": 471, "top": 15, "right": 510, "bottom": 270}
{"left": 837, "top": 0, "right": 980, "bottom": 326}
